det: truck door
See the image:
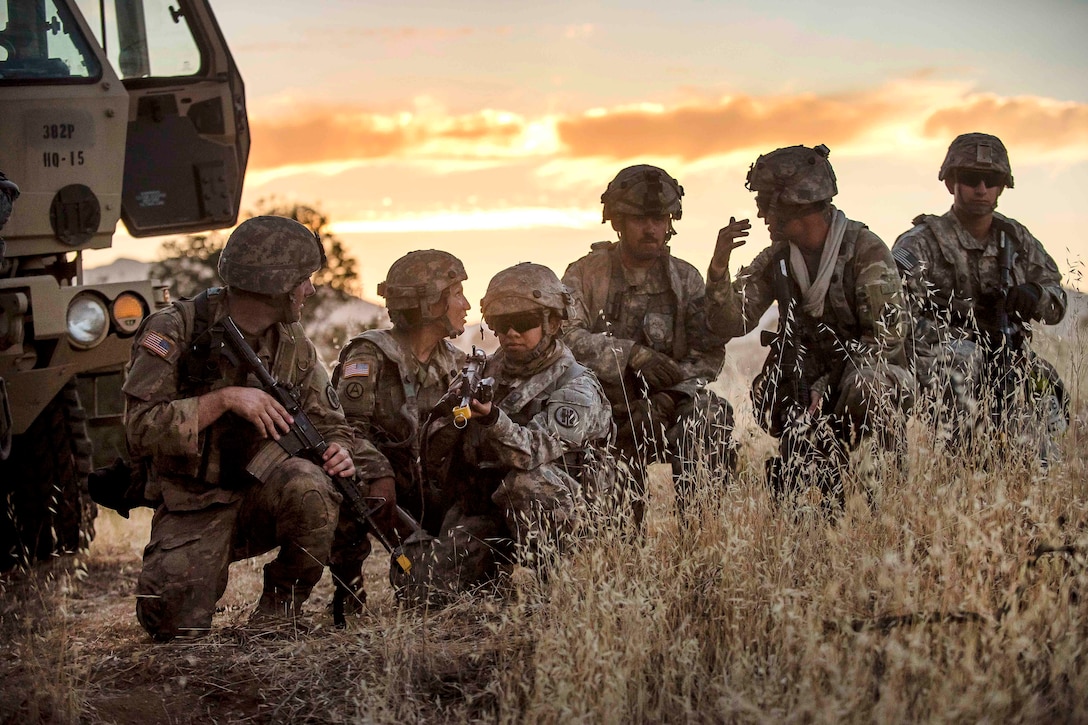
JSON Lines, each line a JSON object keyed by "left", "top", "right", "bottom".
{"left": 87, "top": 0, "right": 248, "bottom": 236}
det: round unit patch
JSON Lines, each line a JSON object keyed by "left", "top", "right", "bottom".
{"left": 554, "top": 405, "right": 580, "bottom": 428}
{"left": 344, "top": 381, "right": 365, "bottom": 400}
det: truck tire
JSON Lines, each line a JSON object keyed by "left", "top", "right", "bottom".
{"left": 0, "top": 382, "right": 97, "bottom": 570}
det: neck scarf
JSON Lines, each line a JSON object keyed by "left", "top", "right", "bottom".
{"left": 789, "top": 208, "right": 847, "bottom": 318}
{"left": 495, "top": 337, "right": 566, "bottom": 379}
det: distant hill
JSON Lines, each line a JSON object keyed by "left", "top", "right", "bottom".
{"left": 83, "top": 257, "right": 153, "bottom": 285}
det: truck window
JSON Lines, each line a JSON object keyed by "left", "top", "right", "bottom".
{"left": 0, "top": 0, "right": 101, "bottom": 81}
{"left": 77, "top": 0, "right": 201, "bottom": 79}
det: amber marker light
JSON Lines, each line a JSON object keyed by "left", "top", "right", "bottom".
{"left": 111, "top": 292, "right": 146, "bottom": 335}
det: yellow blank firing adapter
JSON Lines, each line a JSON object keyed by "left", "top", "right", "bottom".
{"left": 453, "top": 403, "right": 472, "bottom": 428}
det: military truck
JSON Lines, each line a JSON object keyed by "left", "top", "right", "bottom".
{"left": 0, "top": 0, "right": 248, "bottom": 569}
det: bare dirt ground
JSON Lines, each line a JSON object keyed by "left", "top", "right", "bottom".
{"left": 0, "top": 508, "right": 419, "bottom": 724}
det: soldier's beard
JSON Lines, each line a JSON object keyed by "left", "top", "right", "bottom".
{"left": 619, "top": 234, "right": 667, "bottom": 262}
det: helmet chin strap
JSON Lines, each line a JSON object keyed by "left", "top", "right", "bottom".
{"left": 417, "top": 297, "right": 461, "bottom": 338}
{"left": 277, "top": 292, "right": 300, "bottom": 323}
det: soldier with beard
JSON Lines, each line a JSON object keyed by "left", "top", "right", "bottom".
{"left": 399, "top": 263, "right": 614, "bottom": 601}
{"left": 892, "top": 133, "right": 1068, "bottom": 465}
{"left": 561, "top": 165, "right": 735, "bottom": 524}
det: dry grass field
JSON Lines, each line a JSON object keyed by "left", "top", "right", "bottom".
{"left": 3, "top": 313, "right": 1088, "bottom": 723}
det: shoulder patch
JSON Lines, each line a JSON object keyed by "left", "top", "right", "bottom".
{"left": 554, "top": 405, "right": 580, "bottom": 428}
{"left": 342, "top": 361, "right": 370, "bottom": 378}
{"left": 139, "top": 329, "right": 178, "bottom": 360}
{"left": 326, "top": 383, "right": 341, "bottom": 409}
{"left": 343, "top": 381, "right": 365, "bottom": 400}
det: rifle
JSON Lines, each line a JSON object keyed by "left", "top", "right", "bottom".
{"left": 219, "top": 316, "right": 428, "bottom": 572}
{"left": 755, "top": 255, "right": 811, "bottom": 438}
{"left": 991, "top": 225, "right": 1026, "bottom": 427}
{"left": 451, "top": 346, "right": 495, "bottom": 428}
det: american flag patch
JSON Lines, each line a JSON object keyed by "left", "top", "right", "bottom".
{"left": 140, "top": 329, "right": 175, "bottom": 359}
{"left": 342, "top": 361, "right": 370, "bottom": 378}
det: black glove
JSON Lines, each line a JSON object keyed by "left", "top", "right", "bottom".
{"left": 627, "top": 345, "right": 684, "bottom": 391}
{"left": 615, "top": 392, "right": 677, "bottom": 447}
{"left": 1004, "top": 282, "right": 1042, "bottom": 322}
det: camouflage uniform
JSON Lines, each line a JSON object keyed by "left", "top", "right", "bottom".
{"left": 326, "top": 250, "right": 468, "bottom": 613}
{"left": 328, "top": 331, "right": 463, "bottom": 575}
{"left": 713, "top": 146, "right": 913, "bottom": 499}
{"left": 562, "top": 166, "right": 734, "bottom": 516}
{"left": 892, "top": 134, "right": 1067, "bottom": 461}
{"left": 403, "top": 264, "right": 614, "bottom": 600}
{"left": 125, "top": 217, "right": 350, "bottom": 640}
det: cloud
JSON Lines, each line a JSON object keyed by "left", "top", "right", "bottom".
{"left": 555, "top": 93, "right": 898, "bottom": 159}
{"left": 249, "top": 108, "right": 547, "bottom": 170}
{"left": 563, "top": 24, "right": 595, "bottom": 39}
{"left": 922, "top": 94, "right": 1088, "bottom": 153}
{"left": 247, "top": 81, "right": 1088, "bottom": 172}
{"left": 329, "top": 207, "right": 597, "bottom": 234}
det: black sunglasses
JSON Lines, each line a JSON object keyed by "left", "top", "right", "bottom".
{"left": 956, "top": 170, "right": 1005, "bottom": 189}
{"left": 487, "top": 312, "right": 542, "bottom": 334}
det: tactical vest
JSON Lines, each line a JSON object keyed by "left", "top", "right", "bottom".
{"left": 334, "top": 329, "right": 459, "bottom": 453}
{"left": 151, "top": 290, "right": 314, "bottom": 486}
{"left": 593, "top": 242, "right": 688, "bottom": 358}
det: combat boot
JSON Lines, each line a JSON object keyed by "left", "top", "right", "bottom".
{"left": 330, "top": 563, "right": 366, "bottom": 628}
{"left": 247, "top": 580, "right": 312, "bottom": 636}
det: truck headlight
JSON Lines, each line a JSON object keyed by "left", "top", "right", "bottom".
{"left": 67, "top": 293, "right": 110, "bottom": 349}
{"left": 111, "top": 292, "right": 146, "bottom": 336}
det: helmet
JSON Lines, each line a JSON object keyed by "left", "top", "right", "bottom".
{"left": 378, "top": 249, "right": 467, "bottom": 313}
{"left": 481, "top": 262, "right": 571, "bottom": 319}
{"left": 601, "top": 165, "right": 684, "bottom": 223}
{"left": 938, "top": 133, "right": 1014, "bottom": 188}
{"left": 745, "top": 144, "right": 838, "bottom": 207}
{"left": 218, "top": 216, "right": 325, "bottom": 295}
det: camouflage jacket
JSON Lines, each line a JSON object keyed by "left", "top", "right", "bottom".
{"left": 892, "top": 209, "right": 1066, "bottom": 342}
{"left": 333, "top": 329, "right": 465, "bottom": 483}
{"left": 561, "top": 241, "right": 729, "bottom": 398}
{"left": 458, "top": 343, "right": 612, "bottom": 473}
{"left": 708, "top": 216, "right": 911, "bottom": 385}
{"left": 123, "top": 289, "right": 352, "bottom": 512}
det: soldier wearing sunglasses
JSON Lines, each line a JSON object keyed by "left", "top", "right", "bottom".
{"left": 892, "top": 133, "right": 1068, "bottom": 464}
{"left": 407, "top": 263, "right": 615, "bottom": 599}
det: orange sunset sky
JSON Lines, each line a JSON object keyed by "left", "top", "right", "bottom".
{"left": 88, "top": 0, "right": 1088, "bottom": 320}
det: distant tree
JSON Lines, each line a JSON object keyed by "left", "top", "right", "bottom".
{"left": 152, "top": 230, "right": 228, "bottom": 299}
{"left": 151, "top": 198, "right": 360, "bottom": 303}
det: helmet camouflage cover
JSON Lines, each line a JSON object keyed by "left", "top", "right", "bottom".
{"left": 746, "top": 144, "right": 838, "bottom": 207}
{"left": 601, "top": 165, "right": 684, "bottom": 223}
{"left": 481, "top": 262, "right": 572, "bottom": 318}
{"left": 378, "top": 249, "right": 467, "bottom": 312}
{"left": 938, "top": 132, "right": 1014, "bottom": 188}
{"left": 218, "top": 216, "right": 325, "bottom": 295}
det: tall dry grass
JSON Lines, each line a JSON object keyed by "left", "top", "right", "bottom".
{"left": 3, "top": 298, "right": 1088, "bottom": 723}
